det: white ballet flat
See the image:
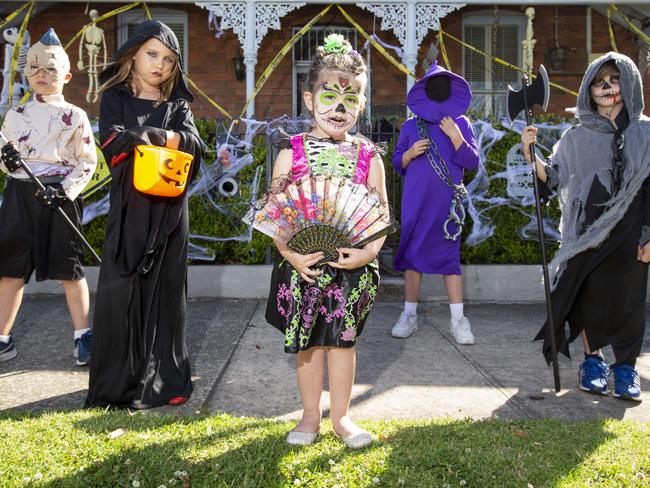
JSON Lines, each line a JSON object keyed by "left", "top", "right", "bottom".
{"left": 286, "top": 430, "right": 319, "bottom": 445}
{"left": 340, "top": 431, "right": 373, "bottom": 449}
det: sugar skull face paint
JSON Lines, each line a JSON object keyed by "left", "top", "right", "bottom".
{"left": 307, "top": 72, "right": 363, "bottom": 139}
{"left": 590, "top": 69, "right": 622, "bottom": 109}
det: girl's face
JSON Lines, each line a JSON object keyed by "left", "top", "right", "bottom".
{"left": 304, "top": 71, "right": 364, "bottom": 140}
{"left": 132, "top": 38, "right": 177, "bottom": 91}
{"left": 590, "top": 67, "right": 622, "bottom": 109}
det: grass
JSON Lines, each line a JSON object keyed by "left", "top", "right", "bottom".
{"left": 1, "top": 411, "right": 649, "bottom": 487}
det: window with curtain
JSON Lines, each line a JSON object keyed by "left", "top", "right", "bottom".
{"left": 462, "top": 12, "right": 524, "bottom": 118}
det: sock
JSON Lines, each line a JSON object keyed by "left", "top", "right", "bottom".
{"left": 74, "top": 328, "right": 91, "bottom": 340}
{"left": 404, "top": 301, "right": 417, "bottom": 316}
{"left": 0, "top": 335, "right": 10, "bottom": 344}
{"left": 450, "top": 303, "right": 464, "bottom": 321}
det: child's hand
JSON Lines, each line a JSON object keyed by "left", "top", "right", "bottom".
{"left": 283, "top": 250, "right": 324, "bottom": 284}
{"left": 521, "top": 126, "right": 538, "bottom": 162}
{"left": 329, "top": 247, "right": 375, "bottom": 270}
{"left": 637, "top": 242, "right": 650, "bottom": 263}
{"left": 439, "top": 116, "right": 463, "bottom": 148}
{"left": 1, "top": 142, "right": 22, "bottom": 172}
{"left": 404, "top": 140, "right": 428, "bottom": 166}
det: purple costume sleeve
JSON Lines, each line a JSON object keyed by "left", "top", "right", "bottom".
{"left": 451, "top": 115, "right": 480, "bottom": 170}
{"left": 392, "top": 118, "right": 415, "bottom": 176}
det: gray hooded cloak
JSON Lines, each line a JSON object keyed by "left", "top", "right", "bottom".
{"left": 537, "top": 52, "right": 650, "bottom": 366}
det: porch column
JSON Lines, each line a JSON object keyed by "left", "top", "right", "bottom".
{"left": 244, "top": 0, "right": 256, "bottom": 118}
{"left": 404, "top": 0, "right": 417, "bottom": 94}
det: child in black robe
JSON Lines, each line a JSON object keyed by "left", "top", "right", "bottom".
{"left": 522, "top": 53, "right": 649, "bottom": 402}
{"left": 85, "top": 20, "right": 202, "bottom": 409}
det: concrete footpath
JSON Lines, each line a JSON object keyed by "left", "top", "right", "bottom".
{"left": 1, "top": 296, "right": 648, "bottom": 422}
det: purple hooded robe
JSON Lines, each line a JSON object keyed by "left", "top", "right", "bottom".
{"left": 392, "top": 62, "right": 480, "bottom": 274}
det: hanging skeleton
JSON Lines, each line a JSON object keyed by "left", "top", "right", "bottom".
{"left": 1, "top": 27, "right": 30, "bottom": 114}
{"left": 77, "top": 9, "right": 107, "bottom": 103}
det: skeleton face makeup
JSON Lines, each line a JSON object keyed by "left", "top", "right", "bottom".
{"left": 307, "top": 72, "right": 363, "bottom": 139}
{"left": 590, "top": 70, "right": 622, "bottom": 109}
{"left": 24, "top": 28, "right": 70, "bottom": 86}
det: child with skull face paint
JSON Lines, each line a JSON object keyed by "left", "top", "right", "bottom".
{"left": 85, "top": 20, "right": 202, "bottom": 409}
{"left": 265, "top": 34, "right": 388, "bottom": 448}
{"left": 0, "top": 28, "right": 97, "bottom": 366}
{"left": 522, "top": 53, "right": 650, "bottom": 401}
{"left": 390, "top": 62, "right": 480, "bottom": 345}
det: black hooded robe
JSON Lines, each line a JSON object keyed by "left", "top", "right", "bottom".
{"left": 85, "top": 21, "right": 201, "bottom": 409}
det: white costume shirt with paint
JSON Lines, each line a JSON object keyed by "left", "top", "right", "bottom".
{"left": 0, "top": 93, "right": 97, "bottom": 200}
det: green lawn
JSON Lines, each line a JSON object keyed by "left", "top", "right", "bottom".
{"left": 1, "top": 411, "right": 648, "bottom": 487}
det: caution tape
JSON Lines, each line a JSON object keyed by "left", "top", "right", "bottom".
{"left": 337, "top": 5, "right": 416, "bottom": 80}
{"left": 607, "top": 5, "right": 619, "bottom": 53}
{"left": 240, "top": 4, "right": 333, "bottom": 117}
{"left": 440, "top": 30, "right": 579, "bottom": 97}
{"left": 438, "top": 28, "right": 451, "bottom": 71}
{"left": 609, "top": 4, "right": 650, "bottom": 47}
{"left": 0, "top": 2, "right": 30, "bottom": 32}
{"left": 7, "top": 0, "right": 34, "bottom": 109}
{"left": 188, "top": 77, "right": 232, "bottom": 119}
{"left": 142, "top": 2, "right": 153, "bottom": 21}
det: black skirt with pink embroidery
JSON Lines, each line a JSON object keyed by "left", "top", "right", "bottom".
{"left": 265, "top": 256, "right": 380, "bottom": 353}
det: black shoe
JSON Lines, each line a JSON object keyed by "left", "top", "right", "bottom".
{"left": 0, "top": 336, "right": 17, "bottom": 362}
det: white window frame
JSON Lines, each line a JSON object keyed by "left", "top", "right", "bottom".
{"left": 117, "top": 8, "right": 189, "bottom": 70}
{"left": 461, "top": 11, "right": 525, "bottom": 118}
{"left": 291, "top": 26, "right": 359, "bottom": 118}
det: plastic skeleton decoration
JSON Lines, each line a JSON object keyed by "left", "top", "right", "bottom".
{"left": 77, "top": 9, "right": 107, "bottom": 103}
{"left": 0, "top": 27, "right": 30, "bottom": 114}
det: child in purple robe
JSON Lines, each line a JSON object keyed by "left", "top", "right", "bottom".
{"left": 390, "top": 61, "right": 479, "bottom": 344}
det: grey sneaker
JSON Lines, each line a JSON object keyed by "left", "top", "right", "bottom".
{"left": 391, "top": 311, "right": 418, "bottom": 338}
{"left": 450, "top": 316, "right": 475, "bottom": 345}
{"left": 0, "top": 336, "right": 17, "bottom": 362}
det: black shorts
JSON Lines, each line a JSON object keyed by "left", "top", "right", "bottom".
{"left": 0, "top": 178, "right": 86, "bottom": 283}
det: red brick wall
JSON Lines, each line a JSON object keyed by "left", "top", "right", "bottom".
{"left": 1, "top": 3, "right": 648, "bottom": 120}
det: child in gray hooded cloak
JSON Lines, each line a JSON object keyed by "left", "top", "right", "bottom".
{"left": 522, "top": 52, "right": 650, "bottom": 402}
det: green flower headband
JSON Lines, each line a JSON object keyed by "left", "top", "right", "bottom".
{"left": 323, "top": 34, "right": 352, "bottom": 55}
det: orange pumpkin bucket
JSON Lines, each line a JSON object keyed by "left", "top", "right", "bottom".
{"left": 133, "top": 145, "right": 194, "bottom": 197}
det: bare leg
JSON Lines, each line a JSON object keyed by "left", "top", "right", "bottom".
{"left": 0, "top": 277, "right": 25, "bottom": 335}
{"left": 294, "top": 347, "right": 325, "bottom": 433}
{"left": 443, "top": 274, "right": 463, "bottom": 304}
{"left": 328, "top": 347, "right": 366, "bottom": 438}
{"left": 580, "top": 330, "right": 602, "bottom": 357}
{"left": 404, "top": 269, "right": 422, "bottom": 302}
{"left": 61, "top": 279, "right": 90, "bottom": 331}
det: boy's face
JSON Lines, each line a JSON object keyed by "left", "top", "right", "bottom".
{"left": 303, "top": 71, "right": 364, "bottom": 139}
{"left": 26, "top": 68, "right": 71, "bottom": 96}
{"left": 590, "top": 67, "right": 622, "bottom": 109}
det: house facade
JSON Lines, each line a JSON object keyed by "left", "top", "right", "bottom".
{"left": 1, "top": 1, "right": 649, "bottom": 121}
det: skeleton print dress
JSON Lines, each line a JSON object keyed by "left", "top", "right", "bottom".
{"left": 265, "top": 133, "right": 380, "bottom": 353}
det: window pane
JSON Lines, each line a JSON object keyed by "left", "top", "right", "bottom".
{"left": 494, "top": 24, "right": 519, "bottom": 89}
{"left": 464, "top": 25, "right": 487, "bottom": 91}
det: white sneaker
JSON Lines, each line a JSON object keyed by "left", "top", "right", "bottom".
{"left": 450, "top": 316, "right": 475, "bottom": 345}
{"left": 391, "top": 311, "right": 418, "bottom": 338}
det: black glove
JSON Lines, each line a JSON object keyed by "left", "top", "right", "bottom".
{"left": 35, "top": 184, "right": 69, "bottom": 210}
{"left": 102, "top": 126, "right": 168, "bottom": 167}
{"left": 1, "top": 143, "right": 22, "bottom": 172}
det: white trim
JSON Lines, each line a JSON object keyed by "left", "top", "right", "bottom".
{"left": 117, "top": 8, "right": 189, "bottom": 69}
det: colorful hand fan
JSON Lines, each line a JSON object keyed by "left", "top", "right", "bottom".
{"left": 244, "top": 175, "right": 397, "bottom": 263}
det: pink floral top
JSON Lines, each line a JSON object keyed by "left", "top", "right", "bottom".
{"left": 290, "top": 133, "right": 374, "bottom": 186}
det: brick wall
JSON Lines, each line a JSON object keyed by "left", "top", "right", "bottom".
{"left": 1, "top": 2, "right": 648, "bottom": 120}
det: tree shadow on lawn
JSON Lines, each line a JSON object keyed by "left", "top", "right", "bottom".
{"left": 3, "top": 410, "right": 624, "bottom": 488}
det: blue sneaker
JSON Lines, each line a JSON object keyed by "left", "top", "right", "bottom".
{"left": 578, "top": 357, "right": 609, "bottom": 395}
{"left": 611, "top": 365, "right": 642, "bottom": 402}
{"left": 0, "top": 336, "right": 17, "bottom": 362}
{"left": 74, "top": 330, "right": 92, "bottom": 366}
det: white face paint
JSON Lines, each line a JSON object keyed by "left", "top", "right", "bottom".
{"left": 590, "top": 70, "right": 622, "bottom": 110}
{"left": 307, "top": 71, "right": 363, "bottom": 140}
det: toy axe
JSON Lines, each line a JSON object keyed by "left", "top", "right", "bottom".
{"left": 0, "top": 132, "right": 102, "bottom": 264}
{"left": 506, "top": 65, "right": 561, "bottom": 393}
